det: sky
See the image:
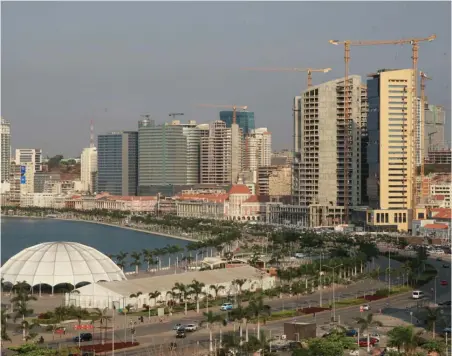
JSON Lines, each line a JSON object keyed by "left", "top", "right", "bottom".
{"left": 2, "top": 1, "right": 451, "bottom": 157}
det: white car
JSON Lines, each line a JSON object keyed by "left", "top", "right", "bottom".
{"left": 412, "top": 290, "right": 425, "bottom": 299}
{"left": 184, "top": 324, "right": 198, "bottom": 332}
{"left": 361, "top": 304, "right": 371, "bottom": 311}
{"left": 349, "top": 350, "right": 359, "bottom": 356}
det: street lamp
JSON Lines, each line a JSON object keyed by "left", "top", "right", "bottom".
{"left": 325, "top": 264, "right": 343, "bottom": 322}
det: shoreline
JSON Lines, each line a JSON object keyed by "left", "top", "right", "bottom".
{"left": 2, "top": 215, "right": 196, "bottom": 242}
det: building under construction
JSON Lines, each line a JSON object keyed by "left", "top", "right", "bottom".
{"left": 292, "top": 76, "right": 366, "bottom": 226}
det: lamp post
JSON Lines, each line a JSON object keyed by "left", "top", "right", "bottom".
{"left": 325, "top": 264, "right": 343, "bottom": 322}
{"left": 319, "top": 253, "right": 324, "bottom": 307}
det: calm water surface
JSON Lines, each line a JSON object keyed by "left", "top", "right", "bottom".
{"left": 1, "top": 217, "right": 188, "bottom": 270}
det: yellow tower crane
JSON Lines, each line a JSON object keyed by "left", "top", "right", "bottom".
{"left": 329, "top": 34, "right": 436, "bottom": 223}
{"left": 420, "top": 71, "right": 432, "bottom": 201}
{"left": 241, "top": 67, "right": 332, "bottom": 88}
{"left": 197, "top": 104, "right": 248, "bottom": 124}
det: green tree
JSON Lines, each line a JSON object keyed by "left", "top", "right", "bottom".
{"left": 1, "top": 307, "right": 11, "bottom": 342}
{"left": 189, "top": 279, "right": 206, "bottom": 313}
{"left": 421, "top": 340, "right": 446, "bottom": 354}
{"left": 247, "top": 295, "right": 271, "bottom": 339}
{"left": 200, "top": 311, "right": 227, "bottom": 353}
{"left": 387, "top": 325, "right": 423, "bottom": 355}
{"left": 115, "top": 251, "right": 129, "bottom": 271}
{"left": 11, "top": 282, "right": 37, "bottom": 341}
{"left": 130, "top": 251, "right": 142, "bottom": 274}
{"left": 91, "top": 307, "right": 111, "bottom": 345}
{"left": 424, "top": 306, "right": 443, "bottom": 339}
{"left": 148, "top": 291, "right": 161, "bottom": 308}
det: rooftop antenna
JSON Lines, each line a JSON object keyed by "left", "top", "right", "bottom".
{"left": 90, "top": 120, "right": 95, "bottom": 148}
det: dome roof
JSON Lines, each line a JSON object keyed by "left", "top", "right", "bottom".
{"left": 1, "top": 242, "right": 127, "bottom": 287}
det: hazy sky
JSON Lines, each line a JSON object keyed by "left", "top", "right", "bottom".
{"left": 2, "top": 1, "right": 451, "bottom": 157}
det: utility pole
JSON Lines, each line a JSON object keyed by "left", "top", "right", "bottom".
{"left": 325, "top": 264, "right": 343, "bottom": 322}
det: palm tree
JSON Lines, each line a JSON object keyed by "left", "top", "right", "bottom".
{"left": 247, "top": 295, "right": 271, "bottom": 340}
{"left": 142, "top": 249, "right": 156, "bottom": 272}
{"left": 148, "top": 291, "right": 161, "bottom": 308}
{"left": 232, "top": 279, "right": 247, "bottom": 303}
{"left": 425, "top": 306, "right": 443, "bottom": 339}
{"left": 91, "top": 307, "right": 111, "bottom": 345}
{"left": 115, "top": 251, "right": 128, "bottom": 271}
{"left": 172, "top": 283, "right": 188, "bottom": 303}
{"left": 210, "top": 285, "right": 226, "bottom": 300}
{"left": 354, "top": 313, "right": 384, "bottom": 352}
{"left": 130, "top": 251, "right": 142, "bottom": 274}
{"left": 189, "top": 279, "right": 206, "bottom": 313}
{"left": 129, "top": 291, "right": 142, "bottom": 311}
{"left": 11, "top": 282, "right": 37, "bottom": 341}
{"left": 1, "top": 307, "right": 11, "bottom": 342}
{"left": 200, "top": 311, "right": 227, "bottom": 353}
{"left": 387, "top": 325, "right": 423, "bottom": 355}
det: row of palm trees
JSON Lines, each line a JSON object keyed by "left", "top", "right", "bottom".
{"left": 128, "top": 278, "right": 250, "bottom": 313}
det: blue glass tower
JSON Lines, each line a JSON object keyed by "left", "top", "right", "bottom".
{"left": 98, "top": 131, "right": 138, "bottom": 196}
{"left": 219, "top": 111, "right": 255, "bottom": 136}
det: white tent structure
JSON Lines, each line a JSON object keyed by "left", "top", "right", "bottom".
{"left": 1, "top": 242, "right": 126, "bottom": 293}
{"left": 65, "top": 266, "right": 276, "bottom": 309}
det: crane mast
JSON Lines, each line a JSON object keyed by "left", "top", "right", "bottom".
{"left": 420, "top": 71, "right": 432, "bottom": 201}
{"left": 241, "top": 67, "right": 332, "bottom": 88}
{"left": 329, "top": 34, "right": 436, "bottom": 224}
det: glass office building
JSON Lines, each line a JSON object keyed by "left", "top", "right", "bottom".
{"left": 219, "top": 111, "right": 255, "bottom": 136}
{"left": 97, "top": 131, "right": 138, "bottom": 196}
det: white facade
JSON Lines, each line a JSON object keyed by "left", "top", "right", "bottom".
{"left": 80, "top": 147, "right": 98, "bottom": 193}
{"left": 431, "top": 182, "right": 451, "bottom": 208}
{"left": 15, "top": 148, "right": 42, "bottom": 173}
{"left": 1, "top": 117, "right": 11, "bottom": 182}
{"left": 65, "top": 266, "right": 275, "bottom": 310}
{"left": 19, "top": 192, "right": 66, "bottom": 208}
{"left": 245, "top": 128, "right": 272, "bottom": 171}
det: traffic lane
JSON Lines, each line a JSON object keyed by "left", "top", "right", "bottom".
{"left": 424, "top": 259, "right": 451, "bottom": 303}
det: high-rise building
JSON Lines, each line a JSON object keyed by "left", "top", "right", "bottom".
{"left": 200, "top": 121, "right": 243, "bottom": 184}
{"left": 366, "top": 69, "right": 415, "bottom": 231}
{"left": 292, "top": 75, "right": 364, "bottom": 225}
{"left": 15, "top": 148, "right": 42, "bottom": 173}
{"left": 97, "top": 131, "right": 138, "bottom": 196}
{"left": 244, "top": 128, "right": 272, "bottom": 171}
{"left": 219, "top": 111, "right": 255, "bottom": 136}
{"left": 19, "top": 162, "right": 35, "bottom": 195}
{"left": 138, "top": 119, "right": 202, "bottom": 195}
{"left": 1, "top": 117, "right": 11, "bottom": 182}
{"left": 80, "top": 147, "right": 98, "bottom": 193}
{"left": 424, "top": 104, "right": 446, "bottom": 154}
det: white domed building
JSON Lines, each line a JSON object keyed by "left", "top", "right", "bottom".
{"left": 1, "top": 242, "right": 127, "bottom": 294}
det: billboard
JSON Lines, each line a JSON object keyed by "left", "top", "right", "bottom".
{"left": 20, "top": 165, "right": 26, "bottom": 184}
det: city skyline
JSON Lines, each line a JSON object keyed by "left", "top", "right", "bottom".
{"left": 2, "top": 1, "right": 451, "bottom": 157}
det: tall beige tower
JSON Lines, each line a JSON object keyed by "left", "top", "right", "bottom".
{"left": 366, "top": 69, "right": 415, "bottom": 232}
{"left": 81, "top": 147, "right": 98, "bottom": 193}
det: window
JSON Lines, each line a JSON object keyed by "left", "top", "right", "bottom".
{"left": 385, "top": 213, "right": 389, "bottom": 223}
{"left": 376, "top": 213, "right": 380, "bottom": 223}
{"left": 394, "top": 213, "right": 398, "bottom": 223}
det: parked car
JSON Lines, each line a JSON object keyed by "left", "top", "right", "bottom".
{"left": 349, "top": 350, "right": 359, "bottom": 356}
{"left": 443, "top": 264, "right": 449, "bottom": 268}
{"left": 220, "top": 303, "right": 233, "bottom": 311}
{"left": 345, "top": 329, "right": 358, "bottom": 337}
{"left": 361, "top": 304, "right": 371, "bottom": 311}
{"left": 176, "top": 329, "right": 186, "bottom": 338}
{"left": 440, "top": 280, "right": 448, "bottom": 286}
{"left": 357, "top": 338, "right": 378, "bottom": 347}
{"left": 73, "top": 333, "right": 93, "bottom": 342}
{"left": 184, "top": 324, "right": 198, "bottom": 332}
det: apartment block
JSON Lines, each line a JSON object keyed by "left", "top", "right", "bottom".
{"left": 292, "top": 75, "right": 364, "bottom": 225}
{"left": 1, "top": 117, "right": 11, "bottom": 182}
{"left": 97, "top": 131, "right": 138, "bottom": 196}
{"left": 424, "top": 104, "right": 446, "bottom": 153}
{"left": 200, "top": 121, "right": 243, "bottom": 185}
{"left": 257, "top": 165, "right": 291, "bottom": 197}
{"left": 15, "top": 148, "right": 42, "bottom": 173}
{"left": 138, "top": 119, "right": 202, "bottom": 195}
{"left": 366, "top": 69, "right": 415, "bottom": 232}
{"left": 244, "top": 128, "right": 272, "bottom": 171}
{"left": 81, "top": 147, "right": 98, "bottom": 193}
